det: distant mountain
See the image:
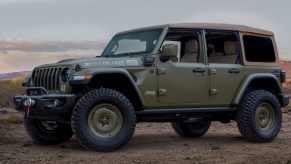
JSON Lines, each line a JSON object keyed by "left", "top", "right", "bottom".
{"left": 0, "top": 71, "right": 31, "bottom": 80}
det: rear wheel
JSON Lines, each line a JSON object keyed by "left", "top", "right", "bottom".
{"left": 171, "top": 121, "right": 211, "bottom": 138}
{"left": 25, "top": 114, "right": 73, "bottom": 145}
{"left": 237, "top": 90, "right": 282, "bottom": 142}
{"left": 71, "top": 88, "right": 136, "bottom": 151}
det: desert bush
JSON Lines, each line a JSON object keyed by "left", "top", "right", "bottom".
{"left": 7, "top": 114, "right": 23, "bottom": 124}
{"left": 0, "top": 76, "right": 26, "bottom": 107}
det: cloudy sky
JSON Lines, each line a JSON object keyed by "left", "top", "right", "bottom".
{"left": 0, "top": 0, "right": 290, "bottom": 73}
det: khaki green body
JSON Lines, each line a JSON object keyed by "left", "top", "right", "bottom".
{"left": 30, "top": 23, "right": 285, "bottom": 112}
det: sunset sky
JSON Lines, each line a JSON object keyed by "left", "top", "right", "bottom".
{"left": 0, "top": 0, "right": 290, "bottom": 73}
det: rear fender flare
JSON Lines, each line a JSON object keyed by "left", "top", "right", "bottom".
{"left": 233, "top": 73, "right": 282, "bottom": 105}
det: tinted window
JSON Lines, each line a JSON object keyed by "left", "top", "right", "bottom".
{"left": 205, "top": 31, "right": 240, "bottom": 64}
{"left": 243, "top": 35, "right": 275, "bottom": 62}
{"left": 162, "top": 29, "right": 200, "bottom": 63}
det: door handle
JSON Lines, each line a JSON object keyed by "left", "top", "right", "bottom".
{"left": 193, "top": 68, "right": 205, "bottom": 73}
{"left": 228, "top": 68, "right": 240, "bottom": 74}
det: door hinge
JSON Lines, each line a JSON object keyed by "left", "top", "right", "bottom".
{"left": 209, "top": 89, "right": 218, "bottom": 95}
{"left": 209, "top": 69, "right": 216, "bottom": 75}
{"left": 157, "top": 68, "right": 166, "bottom": 75}
{"left": 158, "top": 89, "right": 167, "bottom": 96}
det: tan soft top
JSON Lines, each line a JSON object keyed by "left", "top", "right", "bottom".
{"left": 169, "top": 23, "right": 273, "bottom": 36}
{"left": 117, "top": 23, "right": 273, "bottom": 36}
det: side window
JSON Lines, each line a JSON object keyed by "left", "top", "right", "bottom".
{"left": 206, "top": 31, "right": 240, "bottom": 64}
{"left": 161, "top": 29, "right": 200, "bottom": 63}
{"left": 243, "top": 35, "right": 275, "bottom": 62}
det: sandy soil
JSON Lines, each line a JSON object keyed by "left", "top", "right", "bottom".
{"left": 1, "top": 108, "right": 291, "bottom": 164}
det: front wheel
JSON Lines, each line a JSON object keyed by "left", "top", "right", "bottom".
{"left": 71, "top": 88, "right": 136, "bottom": 151}
{"left": 237, "top": 90, "right": 282, "bottom": 142}
{"left": 25, "top": 114, "right": 73, "bottom": 145}
{"left": 171, "top": 120, "right": 211, "bottom": 138}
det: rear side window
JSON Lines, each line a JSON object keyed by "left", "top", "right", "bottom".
{"left": 243, "top": 35, "right": 275, "bottom": 62}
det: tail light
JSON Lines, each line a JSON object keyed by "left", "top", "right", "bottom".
{"left": 280, "top": 71, "right": 286, "bottom": 83}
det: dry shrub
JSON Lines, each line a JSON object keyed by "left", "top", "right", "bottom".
{"left": 0, "top": 76, "right": 26, "bottom": 107}
{"left": 7, "top": 114, "right": 23, "bottom": 124}
{"left": 0, "top": 76, "right": 26, "bottom": 142}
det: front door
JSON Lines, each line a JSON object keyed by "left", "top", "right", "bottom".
{"left": 157, "top": 62, "right": 208, "bottom": 104}
{"left": 156, "top": 29, "right": 209, "bottom": 105}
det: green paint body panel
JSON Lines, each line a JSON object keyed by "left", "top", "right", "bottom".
{"left": 208, "top": 64, "right": 244, "bottom": 104}
{"left": 157, "top": 61, "right": 208, "bottom": 105}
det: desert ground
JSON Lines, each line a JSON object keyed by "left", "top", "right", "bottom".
{"left": 0, "top": 108, "right": 291, "bottom": 164}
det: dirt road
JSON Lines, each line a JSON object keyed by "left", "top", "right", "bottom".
{"left": 1, "top": 109, "right": 291, "bottom": 164}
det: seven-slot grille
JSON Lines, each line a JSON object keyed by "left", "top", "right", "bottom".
{"left": 32, "top": 67, "right": 63, "bottom": 91}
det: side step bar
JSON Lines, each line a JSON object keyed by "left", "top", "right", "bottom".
{"left": 136, "top": 107, "right": 237, "bottom": 122}
{"left": 136, "top": 107, "right": 237, "bottom": 115}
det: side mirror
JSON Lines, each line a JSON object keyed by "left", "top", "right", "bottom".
{"left": 160, "top": 44, "right": 178, "bottom": 62}
{"left": 162, "top": 44, "right": 178, "bottom": 57}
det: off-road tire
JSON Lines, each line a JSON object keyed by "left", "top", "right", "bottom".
{"left": 171, "top": 121, "right": 211, "bottom": 138}
{"left": 237, "top": 90, "right": 282, "bottom": 142}
{"left": 71, "top": 88, "right": 136, "bottom": 152}
{"left": 24, "top": 114, "right": 73, "bottom": 145}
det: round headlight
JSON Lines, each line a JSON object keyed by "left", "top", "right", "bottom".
{"left": 60, "top": 68, "right": 72, "bottom": 82}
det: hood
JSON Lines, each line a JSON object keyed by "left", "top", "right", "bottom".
{"left": 35, "top": 57, "right": 143, "bottom": 70}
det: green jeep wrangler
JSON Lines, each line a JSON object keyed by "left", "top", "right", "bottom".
{"left": 14, "top": 23, "right": 289, "bottom": 151}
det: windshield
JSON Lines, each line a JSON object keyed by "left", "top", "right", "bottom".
{"left": 101, "top": 28, "right": 163, "bottom": 57}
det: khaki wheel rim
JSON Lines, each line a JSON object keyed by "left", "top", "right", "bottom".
{"left": 88, "top": 103, "right": 122, "bottom": 139}
{"left": 255, "top": 102, "right": 275, "bottom": 131}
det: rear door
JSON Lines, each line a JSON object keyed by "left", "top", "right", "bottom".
{"left": 205, "top": 30, "right": 244, "bottom": 105}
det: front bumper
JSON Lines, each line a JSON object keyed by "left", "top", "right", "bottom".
{"left": 14, "top": 87, "right": 75, "bottom": 114}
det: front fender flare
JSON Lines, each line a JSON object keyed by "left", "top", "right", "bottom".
{"left": 69, "top": 68, "right": 145, "bottom": 106}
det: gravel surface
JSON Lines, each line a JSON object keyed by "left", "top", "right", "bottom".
{"left": 1, "top": 109, "right": 291, "bottom": 164}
